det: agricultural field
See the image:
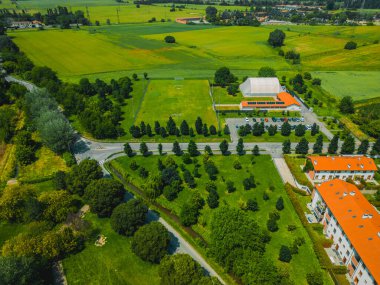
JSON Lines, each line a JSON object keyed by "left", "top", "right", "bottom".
{"left": 135, "top": 79, "right": 217, "bottom": 126}
{"left": 311, "top": 71, "right": 380, "bottom": 101}
{"left": 63, "top": 213, "right": 160, "bottom": 285}
{"left": 110, "top": 154, "right": 333, "bottom": 284}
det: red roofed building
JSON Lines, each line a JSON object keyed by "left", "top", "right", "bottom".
{"left": 306, "top": 155, "right": 377, "bottom": 182}
{"left": 240, "top": 92, "right": 300, "bottom": 111}
{"left": 311, "top": 179, "right": 380, "bottom": 285}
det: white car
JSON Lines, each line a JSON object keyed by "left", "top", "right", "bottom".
{"left": 245, "top": 117, "right": 249, "bottom": 122}
{"left": 301, "top": 117, "right": 305, "bottom": 122}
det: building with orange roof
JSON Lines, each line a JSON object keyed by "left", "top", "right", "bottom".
{"left": 311, "top": 179, "right": 380, "bottom": 285}
{"left": 240, "top": 92, "right": 300, "bottom": 111}
{"left": 306, "top": 155, "right": 377, "bottom": 182}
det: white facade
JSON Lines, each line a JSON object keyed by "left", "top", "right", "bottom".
{"left": 311, "top": 170, "right": 375, "bottom": 182}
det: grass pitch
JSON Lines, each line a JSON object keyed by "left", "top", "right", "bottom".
{"left": 135, "top": 79, "right": 218, "bottom": 127}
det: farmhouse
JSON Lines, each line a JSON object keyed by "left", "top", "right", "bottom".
{"left": 311, "top": 179, "right": 380, "bottom": 285}
{"left": 240, "top": 92, "right": 301, "bottom": 111}
{"left": 175, "top": 17, "right": 204, "bottom": 24}
{"left": 306, "top": 155, "right": 377, "bottom": 182}
{"left": 10, "top": 20, "right": 42, "bottom": 29}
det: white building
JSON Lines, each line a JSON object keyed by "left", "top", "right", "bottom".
{"left": 306, "top": 155, "right": 377, "bottom": 182}
{"left": 239, "top": 77, "right": 284, "bottom": 97}
{"left": 311, "top": 179, "right": 380, "bottom": 285}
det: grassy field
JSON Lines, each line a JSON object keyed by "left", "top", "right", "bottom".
{"left": 110, "top": 154, "right": 333, "bottom": 284}
{"left": 63, "top": 213, "right": 160, "bottom": 285}
{"left": 312, "top": 71, "right": 380, "bottom": 101}
{"left": 18, "top": 146, "right": 68, "bottom": 182}
{"left": 135, "top": 79, "right": 217, "bottom": 126}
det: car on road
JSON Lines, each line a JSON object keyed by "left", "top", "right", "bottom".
{"left": 235, "top": 125, "right": 239, "bottom": 129}
{"left": 245, "top": 117, "right": 249, "bottom": 122}
{"left": 301, "top": 117, "right": 305, "bottom": 122}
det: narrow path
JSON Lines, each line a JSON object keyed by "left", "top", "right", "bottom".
{"left": 273, "top": 157, "right": 297, "bottom": 187}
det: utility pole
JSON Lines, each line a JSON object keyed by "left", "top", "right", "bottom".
{"left": 116, "top": 8, "right": 120, "bottom": 24}
{"left": 86, "top": 5, "right": 90, "bottom": 23}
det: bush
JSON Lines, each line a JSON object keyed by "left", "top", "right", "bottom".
{"left": 279, "top": 245, "right": 292, "bottom": 262}
{"left": 132, "top": 222, "right": 170, "bottom": 263}
{"left": 344, "top": 41, "right": 357, "bottom": 50}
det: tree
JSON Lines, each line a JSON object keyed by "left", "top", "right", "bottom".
{"left": 38, "top": 190, "right": 78, "bottom": 223}
{"left": 140, "top": 142, "right": 149, "bottom": 156}
{"left": 295, "top": 138, "right": 309, "bottom": 155}
{"left": 268, "top": 124, "right": 277, "bottom": 136}
{"left": 227, "top": 83, "right": 239, "bottom": 95}
{"left": 279, "top": 245, "right": 292, "bottom": 262}
{"left": 207, "top": 189, "right": 219, "bottom": 209}
{"left": 124, "top": 143, "right": 133, "bottom": 157}
{"left": 328, "top": 134, "right": 339, "bottom": 154}
{"left": 276, "top": 197, "right": 284, "bottom": 211}
{"left": 0, "top": 185, "right": 39, "bottom": 223}
{"left": 282, "top": 139, "right": 291, "bottom": 154}
{"left": 159, "top": 254, "right": 204, "bottom": 285}
{"left": 164, "top": 35, "right": 176, "bottom": 43}
{"left": 357, "top": 139, "right": 369, "bottom": 154}
{"left": 195, "top": 117, "right": 203, "bottom": 134}
{"left": 339, "top": 96, "right": 354, "bottom": 114}
{"left": 205, "top": 6, "right": 218, "bottom": 22}
{"left": 172, "top": 141, "right": 182, "bottom": 156}
{"left": 295, "top": 124, "right": 306, "bottom": 137}
{"left": 341, "top": 134, "right": 355, "bottom": 154}
{"left": 0, "top": 107, "right": 17, "bottom": 143}
{"left": 0, "top": 256, "right": 50, "bottom": 285}
{"left": 344, "top": 41, "right": 357, "bottom": 50}
{"left": 246, "top": 198, "right": 259, "bottom": 211}
{"left": 180, "top": 120, "right": 189, "bottom": 135}
{"left": 236, "top": 138, "right": 244, "bottom": 155}
{"left": 84, "top": 179, "right": 125, "bottom": 217}
{"left": 311, "top": 123, "right": 319, "bottom": 136}
{"left": 204, "top": 145, "right": 213, "bottom": 155}
{"left": 214, "top": 67, "right": 236, "bottom": 87}
{"left": 209, "top": 125, "right": 217, "bottom": 135}
{"left": 281, "top": 122, "right": 291, "bottom": 136}
{"left": 258, "top": 66, "right": 276, "bottom": 77}
{"left": 202, "top": 124, "right": 209, "bottom": 136}
{"left": 233, "top": 160, "right": 242, "bottom": 169}
{"left": 132, "top": 222, "right": 170, "bottom": 263}
{"left": 267, "top": 217, "right": 279, "bottom": 232}
{"left": 304, "top": 72, "right": 312, "bottom": 80}
{"left": 252, "top": 145, "right": 260, "bottom": 156}
{"left": 312, "top": 78, "right": 321, "bottom": 86}
{"left": 371, "top": 138, "right": 380, "bottom": 155}
{"left": 158, "top": 143, "right": 163, "bottom": 155}
{"left": 219, "top": 139, "right": 229, "bottom": 155}
{"left": 146, "top": 124, "right": 152, "bottom": 137}
{"left": 188, "top": 140, "right": 198, "bottom": 156}
{"left": 144, "top": 72, "right": 148, "bottom": 79}
{"left": 110, "top": 199, "right": 148, "bottom": 236}
{"left": 268, "top": 29, "right": 286, "bottom": 47}
{"left": 66, "top": 159, "right": 103, "bottom": 196}
{"left": 313, "top": 135, "right": 323, "bottom": 154}
{"left": 223, "top": 124, "right": 230, "bottom": 135}
{"left": 226, "top": 180, "right": 236, "bottom": 193}
{"left": 183, "top": 170, "right": 196, "bottom": 188}
{"left": 180, "top": 203, "right": 199, "bottom": 226}
{"left": 306, "top": 271, "right": 324, "bottom": 285}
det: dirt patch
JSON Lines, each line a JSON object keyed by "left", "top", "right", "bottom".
{"left": 95, "top": 235, "right": 107, "bottom": 247}
{"left": 79, "top": 205, "right": 90, "bottom": 218}
{"left": 6, "top": 179, "right": 18, "bottom": 186}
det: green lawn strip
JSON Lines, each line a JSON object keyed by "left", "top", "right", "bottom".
{"left": 109, "top": 154, "right": 329, "bottom": 284}
{"left": 284, "top": 155, "right": 313, "bottom": 190}
{"left": 240, "top": 131, "right": 328, "bottom": 143}
{"left": 218, "top": 110, "right": 301, "bottom": 118}
{"left": 0, "top": 222, "right": 27, "bottom": 247}
{"left": 62, "top": 213, "right": 160, "bottom": 285}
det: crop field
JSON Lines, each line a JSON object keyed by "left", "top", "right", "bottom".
{"left": 111, "top": 154, "right": 333, "bottom": 285}
{"left": 312, "top": 71, "right": 380, "bottom": 100}
{"left": 135, "top": 79, "right": 217, "bottom": 126}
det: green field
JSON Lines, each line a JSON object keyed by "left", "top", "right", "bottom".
{"left": 135, "top": 79, "right": 217, "bottom": 126}
{"left": 63, "top": 213, "right": 160, "bottom": 285}
{"left": 111, "top": 154, "right": 333, "bottom": 285}
{"left": 312, "top": 71, "right": 380, "bottom": 101}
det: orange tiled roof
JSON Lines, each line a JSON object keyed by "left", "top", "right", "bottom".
{"left": 307, "top": 155, "right": 378, "bottom": 172}
{"left": 316, "top": 179, "right": 380, "bottom": 283}
{"left": 241, "top": 92, "right": 300, "bottom": 107}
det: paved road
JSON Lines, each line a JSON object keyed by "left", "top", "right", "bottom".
{"left": 273, "top": 158, "right": 297, "bottom": 187}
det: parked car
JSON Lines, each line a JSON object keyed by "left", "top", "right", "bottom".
{"left": 252, "top": 118, "right": 257, "bottom": 122}
{"left": 245, "top": 117, "right": 249, "bottom": 122}
{"left": 272, "top": 117, "right": 276, "bottom": 122}
{"left": 278, "top": 126, "right": 282, "bottom": 130}
{"left": 291, "top": 125, "right": 296, "bottom": 130}
{"left": 296, "top": 118, "right": 301, "bottom": 122}
{"left": 265, "top": 118, "right": 268, "bottom": 122}
{"left": 235, "top": 125, "right": 239, "bottom": 129}
{"left": 260, "top": 118, "right": 264, "bottom": 122}
{"left": 301, "top": 117, "right": 305, "bottom": 122}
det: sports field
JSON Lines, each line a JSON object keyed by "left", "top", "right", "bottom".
{"left": 135, "top": 79, "right": 218, "bottom": 126}
{"left": 312, "top": 71, "right": 380, "bottom": 101}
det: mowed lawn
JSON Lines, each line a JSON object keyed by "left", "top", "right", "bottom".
{"left": 135, "top": 79, "right": 218, "bottom": 126}
{"left": 63, "top": 213, "right": 160, "bottom": 285}
{"left": 312, "top": 71, "right": 380, "bottom": 101}
{"left": 111, "top": 155, "right": 333, "bottom": 285}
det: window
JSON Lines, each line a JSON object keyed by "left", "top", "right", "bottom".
{"left": 359, "top": 271, "right": 362, "bottom": 277}
{"left": 333, "top": 228, "right": 337, "bottom": 234}
{"left": 346, "top": 250, "right": 349, "bottom": 256}
{"left": 339, "top": 237, "right": 342, "bottom": 243}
